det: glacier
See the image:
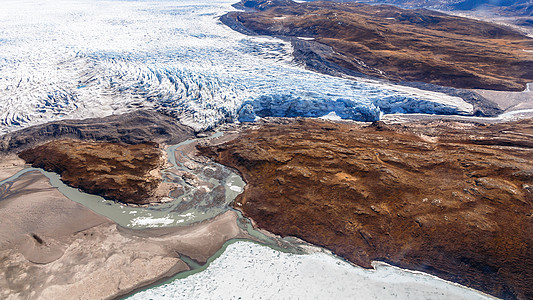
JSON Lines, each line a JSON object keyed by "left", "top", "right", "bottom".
{"left": 0, "top": 0, "right": 473, "bottom": 134}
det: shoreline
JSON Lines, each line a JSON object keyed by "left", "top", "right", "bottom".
{"left": 0, "top": 147, "right": 250, "bottom": 299}
{"left": 0, "top": 0, "right": 530, "bottom": 297}
{"left": 219, "top": 6, "right": 530, "bottom": 119}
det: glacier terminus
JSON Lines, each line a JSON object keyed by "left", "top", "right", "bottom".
{"left": 0, "top": 0, "right": 473, "bottom": 134}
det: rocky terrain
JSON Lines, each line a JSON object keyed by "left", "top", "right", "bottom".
{"left": 1, "top": 0, "right": 481, "bottom": 135}
{"left": 334, "top": 0, "right": 533, "bottom": 35}
{"left": 19, "top": 140, "right": 165, "bottom": 204}
{"left": 224, "top": 0, "right": 533, "bottom": 91}
{"left": 0, "top": 110, "right": 194, "bottom": 153}
{"left": 201, "top": 118, "right": 533, "bottom": 299}
{"left": 331, "top": 0, "right": 532, "bottom": 15}
{"left": 0, "top": 110, "right": 252, "bottom": 299}
{"left": 3, "top": 110, "right": 196, "bottom": 205}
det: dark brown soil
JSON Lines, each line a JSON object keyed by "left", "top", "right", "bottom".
{"left": 19, "top": 139, "right": 164, "bottom": 204}
{"left": 201, "top": 118, "right": 533, "bottom": 299}
{"left": 0, "top": 110, "right": 194, "bottom": 153}
{"left": 224, "top": 0, "right": 533, "bottom": 91}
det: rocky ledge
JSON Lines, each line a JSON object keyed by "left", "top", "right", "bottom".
{"left": 19, "top": 140, "right": 164, "bottom": 204}
{"left": 0, "top": 110, "right": 194, "bottom": 153}
{"left": 200, "top": 118, "right": 533, "bottom": 299}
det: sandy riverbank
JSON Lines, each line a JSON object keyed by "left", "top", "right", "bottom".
{"left": 0, "top": 155, "right": 25, "bottom": 182}
{"left": 0, "top": 169, "right": 248, "bottom": 299}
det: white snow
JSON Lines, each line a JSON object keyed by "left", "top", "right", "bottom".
{"left": 0, "top": 0, "right": 473, "bottom": 134}
{"left": 129, "top": 216, "right": 175, "bottom": 227}
{"left": 178, "top": 212, "right": 194, "bottom": 218}
{"left": 129, "top": 241, "right": 496, "bottom": 300}
{"left": 524, "top": 82, "right": 532, "bottom": 92}
{"left": 297, "top": 37, "right": 316, "bottom": 40}
{"left": 319, "top": 111, "right": 342, "bottom": 121}
{"left": 229, "top": 185, "right": 242, "bottom": 192}
{"left": 226, "top": 180, "right": 243, "bottom": 192}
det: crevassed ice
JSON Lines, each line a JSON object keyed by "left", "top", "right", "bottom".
{"left": 0, "top": 0, "right": 472, "bottom": 134}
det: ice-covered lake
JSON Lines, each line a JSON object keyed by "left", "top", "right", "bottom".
{"left": 0, "top": 0, "right": 473, "bottom": 134}
{"left": 129, "top": 241, "right": 495, "bottom": 300}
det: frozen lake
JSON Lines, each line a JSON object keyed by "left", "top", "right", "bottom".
{"left": 0, "top": 0, "right": 473, "bottom": 134}
{"left": 129, "top": 241, "right": 496, "bottom": 300}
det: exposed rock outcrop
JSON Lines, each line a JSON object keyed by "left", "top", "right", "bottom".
{"left": 0, "top": 169, "right": 246, "bottom": 299}
{"left": 201, "top": 118, "right": 533, "bottom": 299}
{"left": 223, "top": 0, "right": 533, "bottom": 91}
{"left": 19, "top": 140, "right": 164, "bottom": 204}
{"left": 0, "top": 110, "right": 194, "bottom": 153}
{"left": 337, "top": 0, "right": 533, "bottom": 17}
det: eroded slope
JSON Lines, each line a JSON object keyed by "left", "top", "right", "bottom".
{"left": 202, "top": 118, "right": 533, "bottom": 299}
{"left": 0, "top": 110, "right": 195, "bottom": 153}
{"left": 19, "top": 140, "right": 164, "bottom": 204}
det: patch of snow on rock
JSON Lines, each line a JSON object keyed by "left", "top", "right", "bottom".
{"left": 319, "top": 111, "right": 342, "bottom": 121}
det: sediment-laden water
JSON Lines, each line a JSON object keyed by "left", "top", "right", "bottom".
{"left": 0, "top": 133, "right": 497, "bottom": 299}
